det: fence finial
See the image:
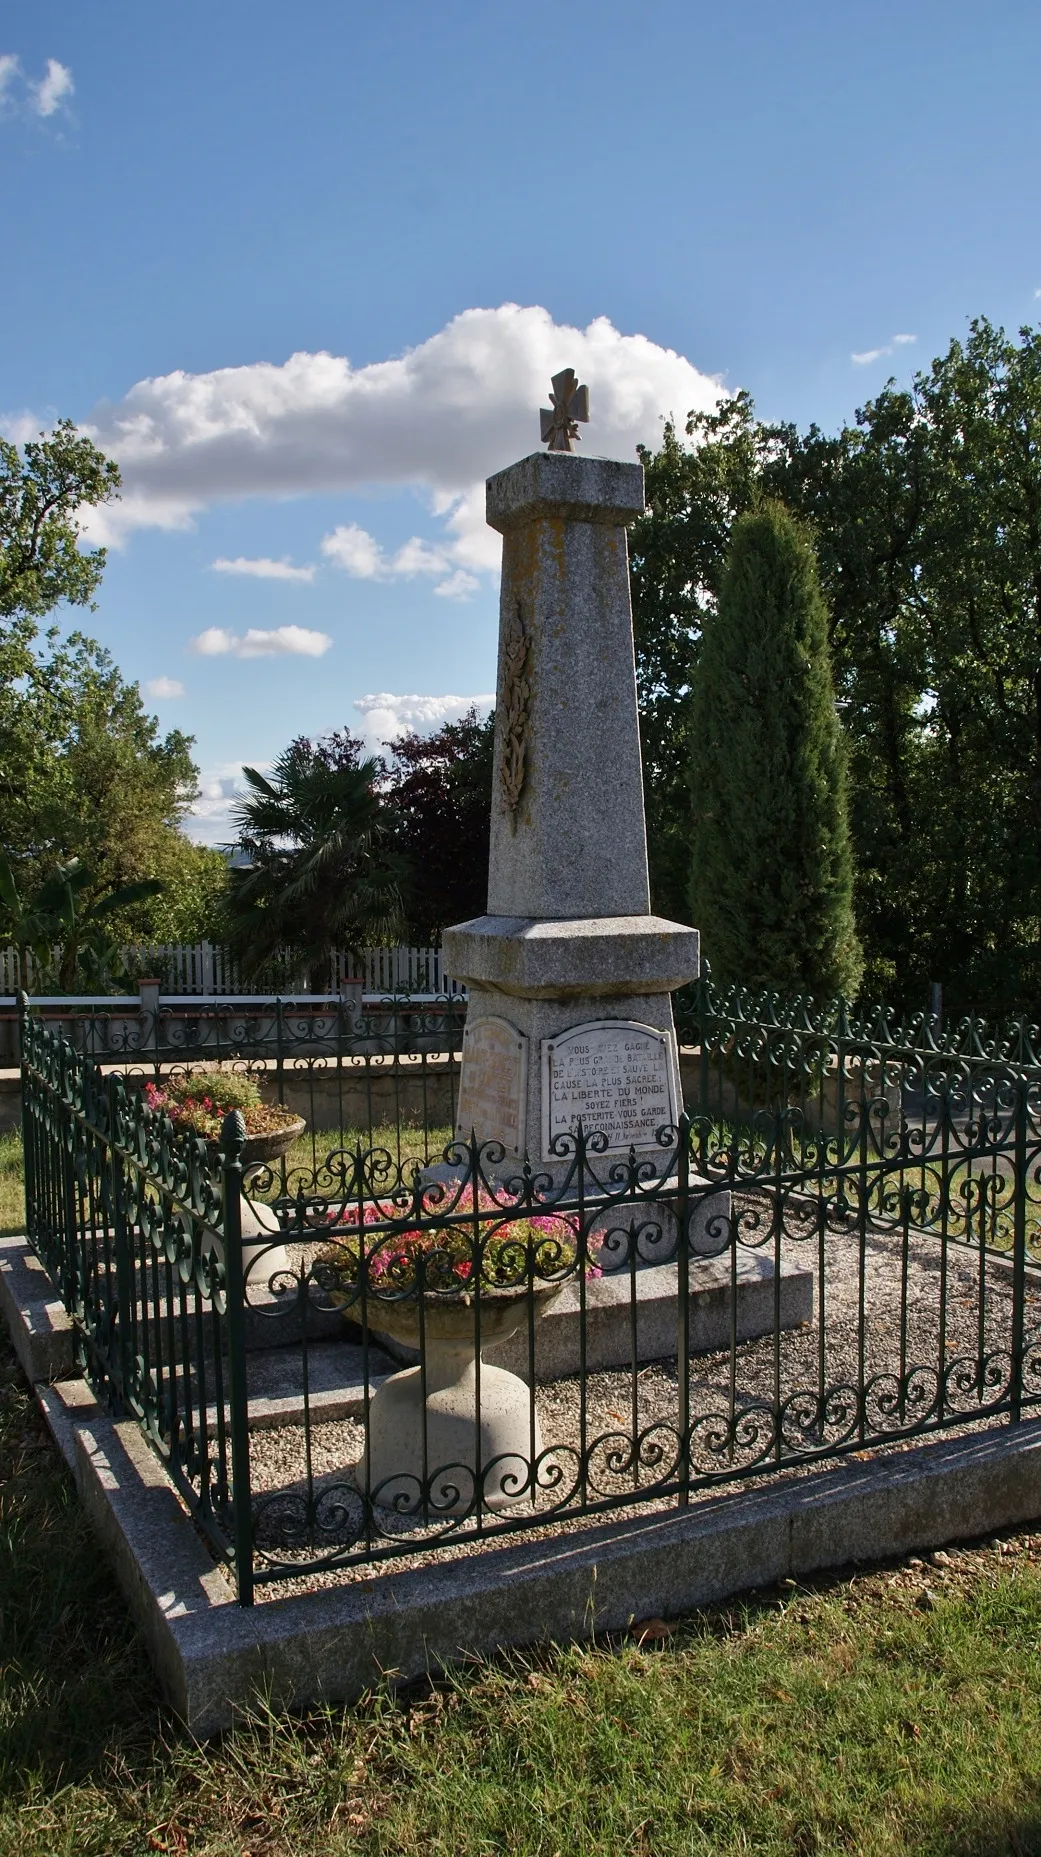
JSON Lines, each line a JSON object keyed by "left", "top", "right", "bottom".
{"left": 220, "top": 1108, "right": 247, "bottom": 1160}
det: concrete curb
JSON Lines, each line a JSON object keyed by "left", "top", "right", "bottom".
{"left": 0, "top": 1233, "right": 75, "bottom": 1383}
{"left": 33, "top": 1374, "right": 1041, "bottom": 1738}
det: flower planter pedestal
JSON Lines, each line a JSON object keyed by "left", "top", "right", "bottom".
{"left": 365, "top": 1283, "right": 562, "bottom": 1514}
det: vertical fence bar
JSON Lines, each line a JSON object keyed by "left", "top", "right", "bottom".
{"left": 220, "top": 1109, "right": 255, "bottom": 1604}
{"left": 1010, "top": 1074, "right": 1028, "bottom": 1425}
{"left": 676, "top": 1112, "right": 691, "bottom": 1506}
{"left": 106, "top": 1074, "right": 135, "bottom": 1411}
{"left": 18, "top": 994, "right": 38, "bottom": 1251}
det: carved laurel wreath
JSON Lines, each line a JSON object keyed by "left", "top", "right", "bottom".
{"left": 499, "top": 600, "right": 533, "bottom": 832}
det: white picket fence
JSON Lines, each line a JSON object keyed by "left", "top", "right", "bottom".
{"left": 0, "top": 941, "right": 462, "bottom": 998}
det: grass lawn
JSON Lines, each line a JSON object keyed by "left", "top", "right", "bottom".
{"left": 2, "top": 1332, "right": 1041, "bottom": 1853}
{"left": 0, "top": 1132, "right": 23, "bottom": 1236}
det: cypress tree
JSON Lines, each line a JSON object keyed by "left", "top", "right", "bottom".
{"left": 689, "top": 501, "right": 862, "bottom": 1000}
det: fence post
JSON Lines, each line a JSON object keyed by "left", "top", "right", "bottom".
{"left": 220, "top": 1108, "right": 255, "bottom": 1604}
{"left": 106, "top": 1072, "right": 135, "bottom": 1411}
{"left": 1010, "top": 1074, "right": 1028, "bottom": 1425}
{"left": 18, "top": 992, "right": 37, "bottom": 1250}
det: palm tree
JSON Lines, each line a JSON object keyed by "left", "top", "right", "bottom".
{"left": 223, "top": 737, "right": 404, "bottom": 991}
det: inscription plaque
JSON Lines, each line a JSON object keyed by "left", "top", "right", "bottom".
{"left": 456, "top": 1016, "right": 528, "bottom": 1155}
{"left": 541, "top": 1019, "right": 679, "bottom": 1159}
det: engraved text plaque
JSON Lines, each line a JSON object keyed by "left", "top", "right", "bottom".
{"left": 541, "top": 1019, "right": 679, "bottom": 1159}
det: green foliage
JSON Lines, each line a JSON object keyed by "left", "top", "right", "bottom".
{"left": 630, "top": 395, "right": 775, "bottom": 921}
{"left": 0, "top": 628, "right": 200, "bottom": 944}
{"left": 690, "top": 505, "right": 862, "bottom": 998}
{"left": 223, "top": 733, "right": 405, "bottom": 988}
{"left": 635, "top": 318, "right": 1041, "bottom": 1014}
{"left": 0, "top": 422, "right": 205, "bottom": 958}
{"left": 163, "top": 1069, "right": 262, "bottom": 1110}
{"left": 383, "top": 706, "right": 494, "bottom": 941}
{"left": 0, "top": 419, "right": 119, "bottom": 622}
{"left": 130, "top": 838, "right": 228, "bottom": 944}
{"left": 0, "top": 851, "right": 163, "bottom": 992}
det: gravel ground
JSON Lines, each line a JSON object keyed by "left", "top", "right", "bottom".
{"left": 235, "top": 1205, "right": 1041, "bottom": 1602}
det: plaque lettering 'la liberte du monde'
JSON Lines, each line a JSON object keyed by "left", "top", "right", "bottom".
{"left": 541, "top": 1020, "right": 680, "bottom": 1160}
{"left": 455, "top": 1017, "right": 529, "bottom": 1156}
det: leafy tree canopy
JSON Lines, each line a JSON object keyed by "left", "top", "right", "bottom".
{"left": 632, "top": 318, "right": 1041, "bottom": 1014}
{"left": 222, "top": 734, "right": 404, "bottom": 989}
{"left": 0, "top": 627, "right": 200, "bottom": 913}
{"left": 383, "top": 707, "right": 494, "bottom": 942}
{"left": 0, "top": 418, "right": 119, "bottom": 621}
{"left": 0, "top": 419, "right": 210, "bottom": 954}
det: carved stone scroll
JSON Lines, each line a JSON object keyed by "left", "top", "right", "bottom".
{"left": 499, "top": 600, "right": 532, "bottom": 832}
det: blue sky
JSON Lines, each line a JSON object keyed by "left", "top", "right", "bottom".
{"left": 2, "top": 0, "right": 1039, "bottom": 838}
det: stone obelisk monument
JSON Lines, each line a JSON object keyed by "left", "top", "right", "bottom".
{"left": 443, "top": 371, "right": 699, "bottom": 1179}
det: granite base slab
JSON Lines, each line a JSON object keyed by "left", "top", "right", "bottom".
{"left": 33, "top": 1373, "right": 1041, "bottom": 1737}
{"left": 0, "top": 1233, "right": 75, "bottom": 1383}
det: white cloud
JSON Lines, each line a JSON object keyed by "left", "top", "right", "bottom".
{"left": 73, "top": 305, "right": 723, "bottom": 581}
{"left": 852, "top": 332, "right": 918, "bottom": 365}
{"left": 144, "top": 675, "right": 185, "bottom": 699}
{"left": 0, "top": 54, "right": 20, "bottom": 106}
{"left": 212, "top": 555, "right": 315, "bottom": 582}
{"left": 433, "top": 568, "right": 479, "bottom": 599}
{"left": 353, "top": 691, "right": 494, "bottom": 752}
{"left": 1035, "top": 288, "right": 1041, "bottom": 299}
{"left": 32, "top": 57, "right": 73, "bottom": 116}
{"left": 0, "top": 54, "right": 74, "bottom": 118}
{"left": 183, "top": 760, "right": 269, "bottom": 843}
{"left": 191, "top": 624, "right": 332, "bottom": 659}
{"left": 320, "top": 520, "right": 475, "bottom": 595}
{"left": 321, "top": 523, "right": 391, "bottom": 578}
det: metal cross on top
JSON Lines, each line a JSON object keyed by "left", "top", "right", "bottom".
{"left": 540, "top": 368, "right": 590, "bottom": 452}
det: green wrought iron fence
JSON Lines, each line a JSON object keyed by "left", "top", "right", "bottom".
{"left": 19, "top": 986, "right": 1041, "bottom": 1605}
{"left": 21, "top": 1002, "right": 253, "bottom": 1588}
{"left": 677, "top": 971, "right": 1041, "bottom": 1264}
{"left": 14, "top": 989, "right": 466, "bottom": 1171}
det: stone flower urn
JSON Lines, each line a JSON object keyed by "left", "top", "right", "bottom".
{"left": 364, "top": 1266, "right": 566, "bottom": 1516}
{"left": 216, "top": 1114, "right": 306, "bottom": 1286}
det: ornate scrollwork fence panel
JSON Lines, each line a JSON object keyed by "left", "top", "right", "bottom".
{"left": 19, "top": 984, "right": 1041, "bottom": 1604}
{"left": 20, "top": 1000, "right": 253, "bottom": 1591}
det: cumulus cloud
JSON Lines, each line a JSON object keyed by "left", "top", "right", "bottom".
{"left": 212, "top": 555, "right": 316, "bottom": 582}
{"left": 0, "top": 54, "right": 74, "bottom": 118}
{"left": 852, "top": 332, "right": 918, "bottom": 365}
{"left": 353, "top": 691, "right": 494, "bottom": 753}
{"left": 144, "top": 675, "right": 185, "bottom": 699}
{"left": 32, "top": 57, "right": 73, "bottom": 116}
{"left": 320, "top": 521, "right": 475, "bottom": 595}
{"left": 433, "top": 568, "right": 479, "bottom": 599}
{"left": 190, "top": 624, "right": 332, "bottom": 659}
{"left": 74, "top": 305, "right": 723, "bottom": 580}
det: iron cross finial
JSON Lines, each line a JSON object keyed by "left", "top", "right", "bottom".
{"left": 540, "top": 368, "right": 590, "bottom": 452}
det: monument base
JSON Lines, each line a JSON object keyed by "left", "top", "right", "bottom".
{"left": 442, "top": 913, "right": 700, "bottom": 1189}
